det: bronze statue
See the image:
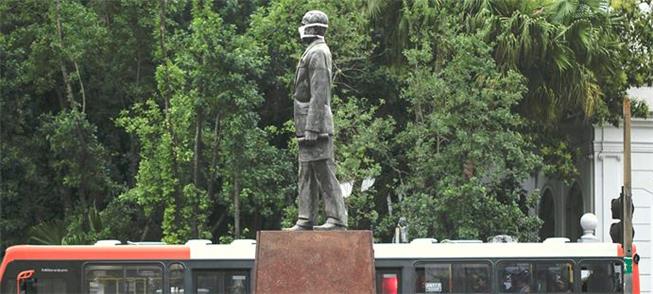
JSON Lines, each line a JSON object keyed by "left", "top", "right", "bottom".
{"left": 284, "top": 10, "right": 347, "bottom": 231}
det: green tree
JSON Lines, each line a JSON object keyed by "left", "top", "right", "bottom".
{"left": 475, "top": 0, "right": 652, "bottom": 181}
{"left": 40, "top": 110, "right": 120, "bottom": 244}
{"left": 612, "top": 0, "right": 653, "bottom": 88}
{"left": 372, "top": 0, "right": 652, "bottom": 191}
{"left": 394, "top": 4, "right": 542, "bottom": 240}
{"left": 473, "top": 0, "right": 625, "bottom": 124}
{"left": 1, "top": 0, "right": 124, "bottom": 247}
{"left": 119, "top": 0, "right": 294, "bottom": 243}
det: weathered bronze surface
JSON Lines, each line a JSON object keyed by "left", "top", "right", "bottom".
{"left": 254, "top": 231, "right": 375, "bottom": 294}
{"left": 286, "top": 10, "right": 348, "bottom": 230}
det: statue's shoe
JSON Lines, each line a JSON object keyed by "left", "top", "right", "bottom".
{"left": 313, "top": 223, "right": 346, "bottom": 231}
{"left": 282, "top": 224, "right": 313, "bottom": 231}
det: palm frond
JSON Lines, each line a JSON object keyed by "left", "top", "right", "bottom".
{"left": 549, "top": 0, "right": 579, "bottom": 23}
{"left": 364, "top": 0, "right": 387, "bottom": 19}
{"left": 29, "top": 220, "right": 67, "bottom": 245}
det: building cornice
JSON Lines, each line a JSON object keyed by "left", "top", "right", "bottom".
{"left": 594, "top": 118, "right": 653, "bottom": 129}
{"left": 593, "top": 141, "right": 653, "bottom": 154}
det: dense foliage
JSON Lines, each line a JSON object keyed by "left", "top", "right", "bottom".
{"left": 1, "top": 0, "right": 651, "bottom": 249}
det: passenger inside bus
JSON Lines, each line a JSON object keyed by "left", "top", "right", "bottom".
{"left": 510, "top": 270, "right": 531, "bottom": 293}
{"left": 582, "top": 264, "right": 615, "bottom": 292}
{"left": 533, "top": 264, "right": 573, "bottom": 293}
{"left": 499, "top": 263, "right": 532, "bottom": 293}
{"left": 550, "top": 273, "right": 572, "bottom": 293}
{"left": 467, "top": 270, "right": 490, "bottom": 292}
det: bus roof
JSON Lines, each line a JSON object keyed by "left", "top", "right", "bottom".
{"left": 1, "top": 242, "right": 622, "bottom": 264}
{"left": 3, "top": 245, "right": 191, "bottom": 261}
{"left": 0, "top": 245, "right": 191, "bottom": 281}
{"left": 373, "top": 242, "right": 622, "bottom": 259}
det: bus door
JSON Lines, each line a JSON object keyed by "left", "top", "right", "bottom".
{"left": 11, "top": 269, "right": 70, "bottom": 294}
{"left": 1, "top": 262, "right": 78, "bottom": 294}
{"left": 17, "top": 270, "right": 35, "bottom": 294}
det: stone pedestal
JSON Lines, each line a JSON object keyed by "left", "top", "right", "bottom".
{"left": 254, "top": 230, "right": 375, "bottom": 294}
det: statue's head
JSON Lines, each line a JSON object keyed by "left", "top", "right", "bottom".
{"left": 298, "top": 10, "right": 328, "bottom": 41}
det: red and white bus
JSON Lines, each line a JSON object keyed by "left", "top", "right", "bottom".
{"left": 0, "top": 238, "right": 639, "bottom": 293}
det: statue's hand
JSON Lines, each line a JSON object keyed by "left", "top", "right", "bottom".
{"left": 304, "top": 131, "right": 318, "bottom": 142}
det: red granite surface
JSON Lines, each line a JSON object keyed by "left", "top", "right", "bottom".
{"left": 254, "top": 230, "right": 375, "bottom": 294}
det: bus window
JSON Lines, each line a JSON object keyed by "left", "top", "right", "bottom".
{"left": 532, "top": 262, "right": 573, "bottom": 293}
{"left": 125, "top": 265, "right": 162, "bottom": 294}
{"left": 457, "top": 264, "right": 491, "bottom": 293}
{"left": 193, "top": 270, "right": 249, "bottom": 294}
{"left": 375, "top": 268, "right": 401, "bottom": 294}
{"left": 415, "top": 262, "right": 490, "bottom": 293}
{"left": 498, "top": 262, "right": 532, "bottom": 293}
{"left": 580, "top": 261, "right": 623, "bottom": 293}
{"left": 169, "top": 263, "right": 185, "bottom": 294}
{"left": 498, "top": 261, "right": 573, "bottom": 293}
{"left": 416, "top": 263, "right": 449, "bottom": 293}
{"left": 86, "top": 265, "right": 124, "bottom": 293}
{"left": 85, "top": 264, "right": 163, "bottom": 294}
{"left": 34, "top": 279, "right": 68, "bottom": 294}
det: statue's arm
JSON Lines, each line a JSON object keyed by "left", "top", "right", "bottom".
{"left": 305, "top": 50, "right": 330, "bottom": 134}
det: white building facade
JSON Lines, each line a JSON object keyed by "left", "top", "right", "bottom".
{"left": 527, "top": 87, "right": 653, "bottom": 292}
{"left": 593, "top": 113, "right": 653, "bottom": 292}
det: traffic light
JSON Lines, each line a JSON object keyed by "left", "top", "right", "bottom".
{"left": 609, "top": 191, "right": 634, "bottom": 244}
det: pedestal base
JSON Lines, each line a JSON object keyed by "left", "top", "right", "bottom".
{"left": 254, "top": 230, "right": 375, "bottom": 294}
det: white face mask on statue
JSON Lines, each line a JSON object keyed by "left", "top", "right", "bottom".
{"left": 298, "top": 23, "right": 328, "bottom": 40}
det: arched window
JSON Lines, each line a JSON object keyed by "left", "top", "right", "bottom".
{"left": 565, "top": 183, "right": 583, "bottom": 241}
{"left": 538, "top": 189, "right": 555, "bottom": 240}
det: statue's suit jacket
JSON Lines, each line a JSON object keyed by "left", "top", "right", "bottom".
{"left": 293, "top": 39, "right": 334, "bottom": 162}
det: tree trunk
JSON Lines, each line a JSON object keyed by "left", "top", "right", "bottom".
{"left": 55, "top": 0, "right": 75, "bottom": 108}
{"left": 73, "top": 61, "right": 87, "bottom": 113}
{"left": 136, "top": 54, "right": 141, "bottom": 95}
{"left": 54, "top": 85, "right": 66, "bottom": 110}
{"left": 72, "top": 115, "right": 90, "bottom": 221}
{"left": 140, "top": 219, "right": 151, "bottom": 241}
{"left": 233, "top": 175, "right": 240, "bottom": 239}
{"left": 190, "top": 106, "right": 204, "bottom": 239}
{"left": 61, "top": 186, "right": 72, "bottom": 216}
{"left": 127, "top": 136, "right": 139, "bottom": 187}
{"left": 210, "top": 212, "right": 226, "bottom": 238}
{"left": 194, "top": 54, "right": 207, "bottom": 189}
{"left": 157, "top": 0, "right": 183, "bottom": 237}
{"left": 463, "top": 159, "right": 475, "bottom": 180}
{"left": 158, "top": 0, "right": 167, "bottom": 59}
{"left": 193, "top": 110, "right": 203, "bottom": 186}
{"left": 207, "top": 113, "right": 220, "bottom": 201}
{"left": 126, "top": 42, "right": 145, "bottom": 186}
